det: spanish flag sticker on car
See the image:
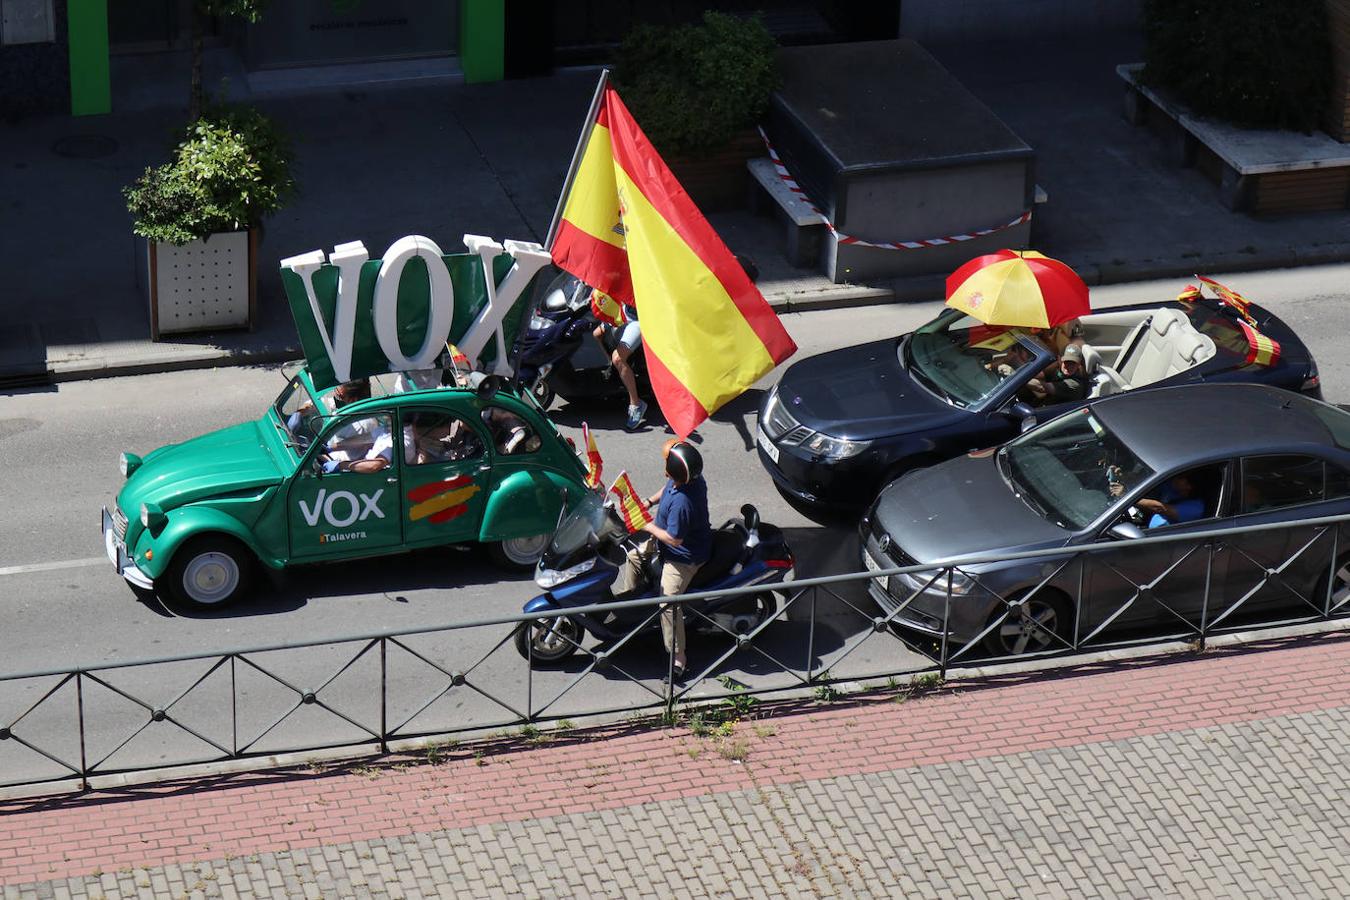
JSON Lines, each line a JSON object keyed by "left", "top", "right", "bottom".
{"left": 407, "top": 476, "right": 481, "bottom": 524}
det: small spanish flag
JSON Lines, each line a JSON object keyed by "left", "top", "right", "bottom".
{"left": 590, "top": 289, "right": 627, "bottom": 328}
{"left": 1196, "top": 275, "right": 1255, "bottom": 324}
{"left": 608, "top": 471, "right": 652, "bottom": 533}
{"left": 1175, "top": 284, "right": 1201, "bottom": 304}
{"left": 581, "top": 422, "right": 603, "bottom": 490}
{"left": 1238, "top": 319, "right": 1281, "bottom": 367}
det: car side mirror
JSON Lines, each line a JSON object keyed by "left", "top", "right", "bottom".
{"left": 476, "top": 374, "right": 503, "bottom": 400}
{"left": 1007, "top": 401, "right": 1037, "bottom": 433}
{"left": 1107, "top": 522, "right": 1145, "bottom": 541}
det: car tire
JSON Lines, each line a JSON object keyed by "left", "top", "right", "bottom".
{"left": 980, "top": 589, "right": 1071, "bottom": 658}
{"left": 514, "top": 616, "right": 582, "bottom": 665}
{"left": 161, "top": 535, "right": 255, "bottom": 610}
{"left": 489, "top": 533, "right": 550, "bottom": 570}
{"left": 1314, "top": 553, "right": 1350, "bottom": 612}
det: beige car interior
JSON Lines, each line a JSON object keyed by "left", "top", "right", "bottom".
{"left": 1075, "top": 308, "right": 1216, "bottom": 399}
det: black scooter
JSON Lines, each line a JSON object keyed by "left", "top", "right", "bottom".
{"left": 510, "top": 272, "right": 649, "bottom": 410}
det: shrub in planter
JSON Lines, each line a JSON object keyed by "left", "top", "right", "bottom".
{"left": 614, "top": 11, "right": 778, "bottom": 159}
{"left": 124, "top": 105, "right": 295, "bottom": 245}
{"left": 1141, "top": 0, "right": 1331, "bottom": 132}
{"left": 124, "top": 105, "right": 294, "bottom": 338}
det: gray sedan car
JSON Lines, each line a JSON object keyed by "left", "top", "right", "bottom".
{"left": 861, "top": 383, "right": 1350, "bottom": 657}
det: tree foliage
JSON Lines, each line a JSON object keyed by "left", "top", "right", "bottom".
{"left": 614, "top": 11, "right": 778, "bottom": 157}
{"left": 124, "top": 106, "right": 295, "bottom": 245}
{"left": 1141, "top": 0, "right": 1331, "bottom": 132}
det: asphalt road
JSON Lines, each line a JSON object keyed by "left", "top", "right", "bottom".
{"left": 2, "top": 265, "right": 1349, "bottom": 781}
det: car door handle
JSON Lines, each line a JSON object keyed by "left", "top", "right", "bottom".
{"left": 386, "top": 476, "right": 399, "bottom": 484}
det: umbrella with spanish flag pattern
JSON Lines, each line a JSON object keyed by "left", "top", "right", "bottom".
{"left": 945, "top": 249, "right": 1089, "bottom": 328}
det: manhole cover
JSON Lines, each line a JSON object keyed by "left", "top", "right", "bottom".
{"left": 51, "top": 134, "right": 119, "bottom": 159}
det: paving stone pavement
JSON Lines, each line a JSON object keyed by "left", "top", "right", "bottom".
{"left": 4, "top": 632, "right": 1350, "bottom": 898}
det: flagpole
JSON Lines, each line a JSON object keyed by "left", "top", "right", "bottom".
{"left": 544, "top": 67, "right": 610, "bottom": 252}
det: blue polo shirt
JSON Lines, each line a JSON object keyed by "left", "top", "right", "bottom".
{"left": 1146, "top": 482, "right": 1204, "bottom": 529}
{"left": 655, "top": 476, "right": 711, "bottom": 565}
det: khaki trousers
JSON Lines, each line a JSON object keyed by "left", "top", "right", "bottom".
{"left": 615, "top": 538, "right": 702, "bottom": 657}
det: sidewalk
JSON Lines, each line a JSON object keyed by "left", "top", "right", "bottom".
{"left": 4, "top": 629, "right": 1349, "bottom": 897}
{"left": 5, "top": 29, "right": 1350, "bottom": 386}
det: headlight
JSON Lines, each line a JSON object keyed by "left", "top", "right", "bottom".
{"left": 801, "top": 432, "right": 871, "bottom": 459}
{"left": 898, "top": 567, "right": 974, "bottom": 595}
{"left": 528, "top": 314, "right": 553, "bottom": 331}
{"left": 535, "top": 557, "right": 596, "bottom": 588}
{"left": 120, "top": 452, "right": 142, "bottom": 478}
{"left": 140, "top": 502, "right": 166, "bottom": 531}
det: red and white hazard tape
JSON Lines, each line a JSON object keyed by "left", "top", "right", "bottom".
{"left": 757, "top": 127, "right": 1033, "bottom": 251}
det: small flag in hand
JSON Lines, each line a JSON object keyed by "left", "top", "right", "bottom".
{"left": 590, "top": 289, "right": 628, "bottom": 328}
{"left": 609, "top": 471, "right": 652, "bottom": 533}
{"left": 582, "top": 422, "right": 603, "bottom": 490}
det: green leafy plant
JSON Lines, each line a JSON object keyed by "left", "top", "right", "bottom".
{"left": 613, "top": 11, "right": 778, "bottom": 157}
{"left": 717, "top": 675, "right": 759, "bottom": 718}
{"left": 1141, "top": 0, "right": 1331, "bottom": 132}
{"left": 124, "top": 105, "right": 295, "bottom": 245}
{"left": 812, "top": 670, "right": 840, "bottom": 703}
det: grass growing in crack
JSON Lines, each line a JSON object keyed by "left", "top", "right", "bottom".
{"left": 717, "top": 675, "right": 759, "bottom": 718}
{"left": 812, "top": 670, "right": 840, "bottom": 702}
{"left": 718, "top": 738, "right": 750, "bottom": 762}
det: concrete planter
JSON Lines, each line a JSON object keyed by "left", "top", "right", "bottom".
{"left": 144, "top": 229, "right": 257, "bottom": 340}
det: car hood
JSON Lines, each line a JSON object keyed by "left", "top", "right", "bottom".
{"left": 772, "top": 338, "right": 960, "bottom": 440}
{"left": 118, "top": 420, "right": 286, "bottom": 513}
{"left": 872, "top": 452, "right": 1069, "bottom": 563}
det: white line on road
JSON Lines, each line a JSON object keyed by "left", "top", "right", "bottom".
{"left": 0, "top": 557, "right": 107, "bottom": 577}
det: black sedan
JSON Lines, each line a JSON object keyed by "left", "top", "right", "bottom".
{"left": 757, "top": 293, "right": 1320, "bottom": 519}
{"left": 861, "top": 383, "right": 1350, "bottom": 657}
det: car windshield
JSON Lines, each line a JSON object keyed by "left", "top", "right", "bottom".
{"left": 998, "top": 408, "right": 1154, "bottom": 530}
{"left": 272, "top": 376, "right": 322, "bottom": 453}
{"left": 547, "top": 492, "right": 621, "bottom": 558}
{"left": 903, "top": 309, "right": 1044, "bottom": 407}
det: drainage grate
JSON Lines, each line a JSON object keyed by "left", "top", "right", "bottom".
{"left": 51, "top": 135, "right": 119, "bottom": 159}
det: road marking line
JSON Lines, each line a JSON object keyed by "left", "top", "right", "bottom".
{"left": 0, "top": 557, "right": 107, "bottom": 577}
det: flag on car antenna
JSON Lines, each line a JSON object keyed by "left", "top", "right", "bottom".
{"left": 581, "top": 422, "right": 603, "bottom": 490}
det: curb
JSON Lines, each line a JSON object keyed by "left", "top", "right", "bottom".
{"left": 3, "top": 616, "right": 1345, "bottom": 804}
{"left": 10, "top": 241, "right": 1350, "bottom": 388}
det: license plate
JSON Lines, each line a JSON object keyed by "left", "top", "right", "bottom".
{"left": 101, "top": 507, "right": 125, "bottom": 574}
{"left": 862, "top": 549, "right": 888, "bottom": 590}
{"left": 757, "top": 426, "right": 779, "bottom": 464}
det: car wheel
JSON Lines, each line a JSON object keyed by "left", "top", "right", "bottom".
{"left": 161, "top": 536, "right": 255, "bottom": 609}
{"left": 981, "top": 590, "right": 1071, "bottom": 658}
{"left": 514, "top": 616, "right": 582, "bottom": 665}
{"left": 490, "top": 533, "right": 550, "bottom": 570}
{"left": 1314, "top": 554, "right": 1350, "bottom": 611}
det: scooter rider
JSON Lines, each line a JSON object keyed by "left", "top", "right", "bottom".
{"left": 613, "top": 441, "right": 711, "bottom": 680}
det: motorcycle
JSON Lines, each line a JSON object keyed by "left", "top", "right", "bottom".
{"left": 513, "top": 492, "right": 796, "bottom": 666}
{"left": 510, "top": 271, "right": 650, "bottom": 411}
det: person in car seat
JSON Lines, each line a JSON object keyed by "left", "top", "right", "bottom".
{"left": 1023, "top": 344, "right": 1089, "bottom": 405}
{"left": 1111, "top": 472, "right": 1205, "bottom": 528}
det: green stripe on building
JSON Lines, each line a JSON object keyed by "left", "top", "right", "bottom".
{"left": 460, "top": 0, "right": 504, "bottom": 84}
{"left": 68, "top": 0, "right": 110, "bottom": 116}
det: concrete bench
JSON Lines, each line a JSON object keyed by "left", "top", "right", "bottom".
{"left": 747, "top": 157, "right": 828, "bottom": 268}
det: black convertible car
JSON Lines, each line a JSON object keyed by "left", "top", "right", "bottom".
{"left": 757, "top": 293, "right": 1320, "bottom": 519}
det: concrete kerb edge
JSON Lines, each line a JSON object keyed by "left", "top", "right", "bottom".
{"left": 3, "top": 615, "right": 1346, "bottom": 805}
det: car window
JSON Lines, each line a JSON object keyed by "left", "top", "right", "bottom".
{"left": 999, "top": 408, "right": 1153, "bottom": 530}
{"left": 1310, "top": 403, "right": 1350, "bottom": 450}
{"left": 1117, "top": 462, "right": 1229, "bottom": 531}
{"left": 318, "top": 414, "right": 393, "bottom": 473}
{"left": 402, "top": 410, "right": 484, "bottom": 465}
{"left": 481, "top": 406, "right": 542, "bottom": 455}
{"left": 1242, "top": 455, "right": 1324, "bottom": 512}
{"left": 1327, "top": 464, "right": 1350, "bottom": 500}
{"left": 904, "top": 309, "right": 1047, "bottom": 408}
{"left": 274, "top": 377, "right": 321, "bottom": 450}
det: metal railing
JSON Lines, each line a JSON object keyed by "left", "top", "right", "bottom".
{"left": 3, "top": 512, "right": 1348, "bottom": 793}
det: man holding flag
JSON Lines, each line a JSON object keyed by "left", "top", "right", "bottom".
{"left": 611, "top": 441, "right": 711, "bottom": 681}
{"left": 546, "top": 73, "right": 797, "bottom": 437}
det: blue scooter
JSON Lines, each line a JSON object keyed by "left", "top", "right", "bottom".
{"left": 513, "top": 492, "right": 796, "bottom": 666}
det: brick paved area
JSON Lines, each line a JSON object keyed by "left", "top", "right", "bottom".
{"left": 4, "top": 632, "right": 1350, "bottom": 898}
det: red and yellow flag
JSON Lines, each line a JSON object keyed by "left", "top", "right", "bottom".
{"left": 1196, "top": 275, "right": 1255, "bottom": 324}
{"left": 1238, "top": 319, "right": 1281, "bottom": 367}
{"left": 581, "top": 422, "right": 603, "bottom": 490}
{"left": 551, "top": 85, "right": 797, "bottom": 437}
{"left": 608, "top": 470, "right": 652, "bottom": 533}
{"left": 590, "top": 289, "right": 627, "bottom": 328}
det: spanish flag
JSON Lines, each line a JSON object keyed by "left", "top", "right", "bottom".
{"left": 551, "top": 84, "right": 797, "bottom": 437}
{"left": 590, "top": 288, "right": 627, "bottom": 328}
{"left": 581, "top": 422, "right": 603, "bottom": 490}
{"left": 608, "top": 471, "right": 653, "bottom": 533}
{"left": 1238, "top": 319, "right": 1281, "bottom": 367}
{"left": 1196, "top": 275, "right": 1255, "bottom": 324}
